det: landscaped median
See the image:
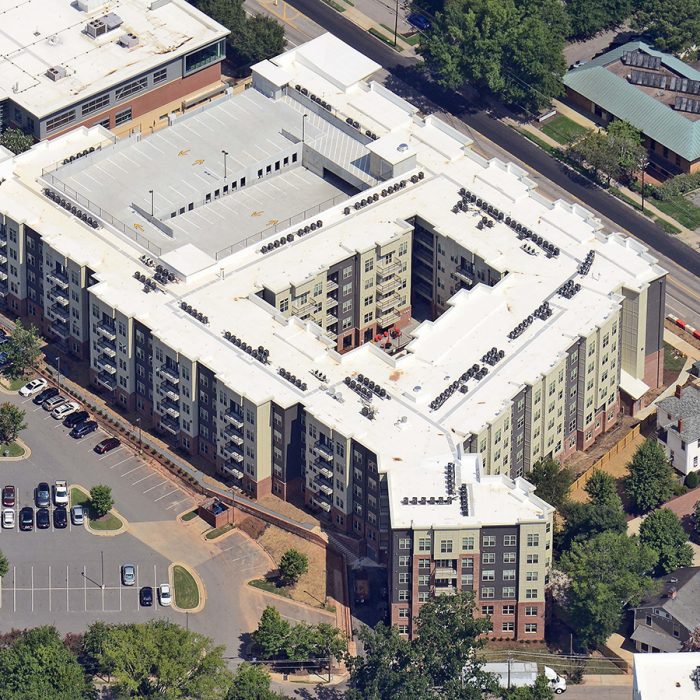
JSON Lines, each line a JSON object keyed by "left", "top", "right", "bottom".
{"left": 169, "top": 562, "right": 205, "bottom": 612}
{"left": 70, "top": 485, "right": 127, "bottom": 535}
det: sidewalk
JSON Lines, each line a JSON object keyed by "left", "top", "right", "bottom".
{"left": 340, "top": 3, "right": 417, "bottom": 54}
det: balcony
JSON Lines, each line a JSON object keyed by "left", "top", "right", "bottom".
{"left": 50, "top": 289, "right": 69, "bottom": 307}
{"left": 96, "top": 357, "right": 116, "bottom": 375}
{"left": 292, "top": 298, "right": 315, "bottom": 316}
{"left": 314, "top": 441, "right": 334, "bottom": 462}
{"left": 51, "top": 320, "right": 70, "bottom": 340}
{"left": 0, "top": 253, "right": 7, "bottom": 266}
{"left": 435, "top": 566, "right": 458, "bottom": 578}
{"left": 413, "top": 246, "right": 433, "bottom": 265}
{"left": 162, "top": 399, "right": 180, "bottom": 418}
{"left": 48, "top": 270, "right": 69, "bottom": 289}
{"left": 326, "top": 296, "right": 338, "bottom": 309}
{"left": 434, "top": 586, "right": 457, "bottom": 596}
{"left": 377, "top": 258, "right": 402, "bottom": 276}
{"left": 96, "top": 372, "right": 116, "bottom": 391}
{"left": 223, "top": 444, "right": 243, "bottom": 462}
{"left": 319, "top": 483, "right": 333, "bottom": 496}
{"left": 98, "top": 339, "right": 116, "bottom": 358}
{"left": 377, "top": 308, "right": 401, "bottom": 326}
{"left": 222, "top": 464, "right": 244, "bottom": 479}
{"left": 158, "top": 364, "right": 179, "bottom": 384}
{"left": 51, "top": 304, "right": 69, "bottom": 321}
{"left": 376, "top": 276, "right": 402, "bottom": 294}
{"left": 0, "top": 271, "right": 8, "bottom": 282}
{"left": 0, "top": 236, "right": 6, "bottom": 248}
{"left": 455, "top": 265, "right": 474, "bottom": 285}
{"left": 96, "top": 322, "right": 117, "bottom": 341}
{"left": 224, "top": 409, "right": 244, "bottom": 429}
{"left": 312, "top": 496, "right": 331, "bottom": 513}
{"left": 163, "top": 386, "right": 179, "bottom": 401}
{"left": 317, "top": 464, "right": 333, "bottom": 479}
{"left": 326, "top": 279, "right": 338, "bottom": 293}
{"left": 376, "top": 292, "right": 399, "bottom": 311}
{"left": 227, "top": 432, "right": 244, "bottom": 446}
{"left": 160, "top": 416, "right": 179, "bottom": 435}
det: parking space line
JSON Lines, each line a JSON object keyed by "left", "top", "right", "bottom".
{"left": 121, "top": 464, "right": 143, "bottom": 477}
{"left": 31, "top": 566, "right": 34, "bottom": 613}
{"left": 143, "top": 481, "right": 167, "bottom": 494}
{"left": 132, "top": 473, "right": 156, "bottom": 486}
{"left": 153, "top": 488, "right": 179, "bottom": 502}
{"left": 109, "top": 455, "right": 135, "bottom": 469}
{"left": 48, "top": 565, "right": 51, "bottom": 612}
{"left": 166, "top": 498, "right": 189, "bottom": 510}
{"left": 66, "top": 565, "right": 69, "bottom": 611}
{"left": 136, "top": 565, "right": 140, "bottom": 611}
{"left": 99, "top": 446, "right": 125, "bottom": 461}
{"left": 83, "top": 565, "right": 87, "bottom": 611}
{"left": 12, "top": 566, "right": 15, "bottom": 612}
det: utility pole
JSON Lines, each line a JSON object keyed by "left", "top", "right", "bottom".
{"left": 148, "top": 189, "right": 154, "bottom": 216}
{"left": 394, "top": 0, "right": 399, "bottom": 47}
{"left": 101, "top": 550, "right": 105, "bottom": 590}
{"left": 136, "top": 417, "right": 142, "bottom": 454}
{"left": 222, "top": 150, "right": 228, "bottom": 179}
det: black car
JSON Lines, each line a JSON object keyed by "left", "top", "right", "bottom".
{"left": 95, "top": 437, "right": 120, "bottom": 454}
{"left": 35, "top": 482, "right": 50, "bottom": 508}
{"left": 37, "top": 507, "right": 50, "bottom": 529}
{"left": 53, "top": 506, "right": 67, "bottom": 529}
{"left": 33, "top": 387, "right": 59, "bottom": 405}
{"left": 19, "top": 506, "right": 33, "bottom": 531}
{"left": 70, "top": 420, "right": 98, "bottom": 439}
{"left": 139, "top": 586, "right": 153, "bottom": 607}
{"left": 64, "top": 410, "right": 89, "bottom": 428}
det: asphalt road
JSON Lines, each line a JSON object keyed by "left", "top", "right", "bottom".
{"left": 281, "top": 0, "right": 700, "bottom": 324}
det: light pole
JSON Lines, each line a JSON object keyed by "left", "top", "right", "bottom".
{"left": 640, "top": 154, "right": 649, "bottom": 213}
{"left": 222, "top": 150, "right": 228, "bottom": 179}
{"left": 101, "top": 550, "right": 105, "bottom": 590}
{"left": 136, "top": 417, "right": 142, "bottom": 455}
{"left": 148, "top": 189, "right": 154, "bottom": 217}
{"left": 302, "top": 113, "right": 308, "bottom": 144}
{"left": 393, "top": 0, "right": 399, "bottom": 46}
{"left": 56, "top": 356, "right": 61, "bottom": 391}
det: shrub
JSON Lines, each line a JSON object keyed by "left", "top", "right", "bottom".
{"left": 655, "top": 172, "right": 700, "bottom": 200}
{"left": 686, "top": 472, "right": 700, "bottom": 489}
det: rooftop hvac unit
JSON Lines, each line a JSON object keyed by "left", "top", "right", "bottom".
{"left": 85, "top": 18, "right": 107, "bottom": 37}
{"left": 118, "top": 33, "right": 139, "bottom": 48}
{"left": 45, "top": 65, "right": 67, "bottom": 81}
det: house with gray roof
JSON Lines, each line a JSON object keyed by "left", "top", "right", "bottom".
{"left": 657, "top": 385, "right": 700, "bottom": 475}
{"left": 564, "top": 42, "right": 700, "bottom": 176}
{"left": 631, "top": 567, "right": 700, "bottom": 653}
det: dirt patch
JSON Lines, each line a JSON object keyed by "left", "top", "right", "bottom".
{"left": 238, "top": 514, "right": 268, "bottom": 540}
{"left": 666, "top": 319, "right": 700, "bottom": 351}
{"left": 258, "top": 494, "right": 320, "bottom": 527}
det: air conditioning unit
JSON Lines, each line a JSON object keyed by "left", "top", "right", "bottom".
{"left": 45, "top": 65, "right": 67, "bottom": 81}
{"left": 118, "top": 33, "right": 139, "bottom": 48}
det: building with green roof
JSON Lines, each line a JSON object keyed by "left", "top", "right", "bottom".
{"left": 564, "top": 41, "right": 700, "bottom": 176}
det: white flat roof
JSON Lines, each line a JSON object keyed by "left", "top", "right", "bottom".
{"left": 634, "top": 652, "right": 700, "bottom": 699}
{"left": 0, "top": 0, "right": 228, "bottom": 118}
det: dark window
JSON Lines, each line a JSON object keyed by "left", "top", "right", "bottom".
{"left": 115, "top": 108, "right": 132, "bottom": 126}
{"left": 184, "top": 40, "right": 225, "bottom": 75}
{"left": 153, "top": 68, "right": 167, "bottom": 84}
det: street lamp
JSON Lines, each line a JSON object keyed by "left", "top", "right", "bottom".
{"left": 148, "top": 189, "right": 154, "bottom": 217}
{"left": 136, "top": 417, "right": 142, "bottom": 455}
{"left": 101, "top": 550, "right": 105, "bottom": 590}
{"left": 393, "top": 0, "right": 399, "bottom": 46}
{"left": 639, "top": 154, "right": 650, "bottom": 213}
{"left": 56, "top": 356, "right": 61, "bottom": 391}
{"left": 302, "top": 113, "right": 308, "bottom": 145}
{"left": 222, "top": 150, "right": 228, "bottom": 179}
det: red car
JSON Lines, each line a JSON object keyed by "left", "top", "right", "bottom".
{"left": 2, "top": 485, "right": 15, "bottom": 508}
{"left": 94, "top": 437, "right": 121, "bottom": 454}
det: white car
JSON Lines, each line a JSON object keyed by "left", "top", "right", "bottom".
{"left": 51, "top": 401, "right": 79, "bottom": 420}
{"left": 18, "top": 378, "right": 47, "bottom": 396}
{"left": 54, "top": 480, "right": 69, "bottom": 506}
{"left": 158, "top": 583, "right": 172, "bottom": 606}
{"left": 2, "top": 509, "right": 14, "bottom": 529}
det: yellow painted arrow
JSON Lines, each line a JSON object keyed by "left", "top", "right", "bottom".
{"left": 251, "top": 210, "right": 263, "bottom": 217}
{"left": 134, "top": 223, "right": 144, "bottom": 231}
{"left": 266, "top": 219, "right": 279, "bottom": 226}
{"left": 178, "top": 149, "right": 190, "bottom": 157}
{"left": 193, "top": 159, "right": 204, "bottom": 165}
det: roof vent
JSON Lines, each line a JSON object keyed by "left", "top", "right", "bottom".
{"left": 397, "top": 143, "right": 409, "bottom": 152}
{"left": 118, "top": 33, "right": 139, "bottom": 48}
{"left": 85, "top": 13, "right": 122, "bottom": 38}
{"left": 45, "top": 65, "right": 67, "bottom": 81}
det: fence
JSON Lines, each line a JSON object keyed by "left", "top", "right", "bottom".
{"left": 480, "top": 649, "right": 628, "bottom": 676}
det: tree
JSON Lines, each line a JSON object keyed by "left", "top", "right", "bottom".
{"left": 693, "top": 500, "right": 700, "bottom": 544}
{"left": 0, "top": 128, "right": 33, "bottom": 155}
{"left": 226, "top": 663, "right": 285, "bottom": 700}
{"left": 4, "top": 320, "right": 41, "bottom": 379}
{"left": 559, "top": 531, "right": 657, "bottom": 650}
{"left": 638, "top": 508, "right": 693, "bottom": 575}
{"left": 89, "top": 484, "right": 114, "bottom": 518}
{"left": 606, "top": 120, "right": 645, "bottom": 182}
{"left": 98, "top": 619, "right": 231, "bottom": 698}
{"left": 0, "top": 626, "right": 92, "bottom": 699}
{"left": 502, "top": 673, "right": 554, "bottom": 699}
{"left": 571, "top": 130, "right": 619, "bottom": 183}
{"left": 0, "top": 404, "right": 26, "bottom": 444}
{"left": 80, "top": 620, "right": 111, "bottom": 676}
{"left": 584, "top": 469, "right": 618, "bottom": 504}
{"left": 528, "top": 457, "right": 574, "bottom": 510}
{"left": 566, "top": 0, "right": 634, "bottom": 39}
{"left": 278, "top": 549, "right": 308, "bottom": 585}
{"left": 253, "top": 606, "right": 291, "bottom": 659}
{"left": 633, "top": 0, "right": 700, "bottom": 54}
{"left": 0, "top": 551, "right": 8, "bottom": 579}
{"left": 681, "top": 625, "right": 700, "bottom": 652}
{"left": 625, "top": 438, "right": 676, "bottom": 514}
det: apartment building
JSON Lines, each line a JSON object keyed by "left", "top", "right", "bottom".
{"left": 0, "top": 34, "right": 667, "bottom": 640}
{"left": 0, "top": 0, "right": 228, "bottom": 141}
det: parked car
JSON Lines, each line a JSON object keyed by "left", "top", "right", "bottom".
{"left": 52, "top": 401, "right": 79, "bottom": 420}
{"left": 140, "top": 586, "right": 153, "bottom": 607}
{"left": 64, "top": 410, "right": 89, "bottom": 428}
{"left": 407, "top": 12, "right": 431, "bottom": 30}
{"left": 19, "top": 378, "right": 48, "bottom": 397}
{"left": 95, "top": 437, "right": 120, "bottom": 454}
{"left": 70, "top": 420, "right": 98, "bottom": 439}
{"left": 42, "top": 394, "right": 66, "bottom": 412}
{"left": 121, "top": 564, "right": 136, "bottom": 586}
{"left": 19, "top": 506, "right": 33, "bottom": 531}
{"left": 53, "top": 480, "right": 69, "bottom": 506}
{"left": 158, "top": 583, "right": 172, "bottom": 606}
{"left": 2, "top": 509, "right": 15, "bottom": 529}
{"left": 2, "top": 485, "right": 15, "bottom": 507}
{"left": 71, "top": 505, "right": 84, "bottom": 526}
{"left": 36, "top": 507, "right": 50, "bottom": 529}
{"left": 35, "top": 482, "right": 50, "bottom": 508}
{"left": 33, "top": 387, "right": 59, "bottom": 405}
{"left": 53, "top": 506, "right": 68, "bottom": 529}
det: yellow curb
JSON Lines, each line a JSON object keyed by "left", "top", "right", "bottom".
{"left": 200, "top": 524, "right": 238, "bottom": 544}
{"left": 169, "top": 561, "right": 206, "bottom": 613}
{"left": 175, "top": 506, "right": 200, "bottom": 524}
{"left": 72, "top": 483, "right": 128, "bottom": 537}
{"left": 0, "top": 438, "right": 30, "bottom": 461}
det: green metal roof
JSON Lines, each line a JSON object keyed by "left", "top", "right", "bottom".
{"left": 564, "top": 41, "right": 700, "bottom": 162}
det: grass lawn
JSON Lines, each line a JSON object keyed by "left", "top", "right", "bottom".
{"left": 0, "top": 442, "right": 24, "bottom": 458}
{"left": 539, "top": 114, "right": 588, "bottom": 145}
{"left": 652, "top": 195, "right": 700, "bottom": 229}
{"left": 515, "top": 127, "right": 559, "bottom": 156}
{"left": 205, "top": 523, "right": 234, "bottom": 540}
{"left": 664, "top": 341, "right": 687, "bottom": 372}
{"left": 369, "top": 27, "right": 402, "bottom": 50}
{"left": 654, "top": 217, "right": 682, "bottom": 235}
{"left": 181, "top": 509, "right": 199, "bottom": 522}
{"left": 249, "top": 578, "right": 291, "bottom": 599}
{"left": 89, "top": 511, "right": 122, "bottom": 531}
{"left": 0, "top": 375, "right": 28, "bottom": 391}
{"left": 70, "top": 487, "right": 89, "bottom": 508}
{"left": 172, "top": 565, "right": 200, "bottom": 609}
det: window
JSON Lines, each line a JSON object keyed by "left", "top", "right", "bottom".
{"left": 481, "top": 588, "right": 494, "bottom": 599}
{"left": 482, "top": 552, "right": 495, "bottom": 564}
{"left": 526, "top": 554, "right": 539, "bottom": 564}
{"left": 645, "top": 615, "right": 652, "bottom": 627}
{"left": 153, "top": 68, "right": 167, "bottom": 84}
{"left": 363, "top": 312, "right": 373, "bottom": 324}
{"left": 398, "top": 608, "right": 409, "bottom": 619}
{"left": 418, "top": 591, "right": 429, "bottom": 602}
{"left": 399, "top": 555, "right": 409, "bottom": 567}
{"left": 525, "top": 588, "right": 538, "bottom": 599}
{"left": 526, "top": 571, "right": 539, "bottom": 582}
{"left": 184, "top": 40, "right": 225, "bottom": 75}
{"left": 115, "top": 108, "right": 132, "bottom": 126}
{"left": 279, "top": 299, "right": 289, "bottom": 313}
{"left": 398, "top": 573, "right": 410, "bottom": 584}
{"left": 418, "top": 574, "right": 429, "bottom": 586}
{"left": 364, "top": 259, "right": 374, "bottom": 272}
{"left": 502, "top": 622, "right": 515, "bottom": 632}
{"left": 418, "top": 537, "right": 431, "bottom": 552}
{"left": 526, "top": 533, "right": 540, "bottom": 547}
{"left": 503, "top": 552, "right": 516, "bottom": 564}
{"left": 483, "top": 535, "right": 496, "bottom": 547}
{"left": 525, "top": 606, "right": 538, "bottom": 616}
{"left": 398, "top": 590, "right": 409, "bottom": 602}
{"left": 115, "top": 77, "right": 148, "bottom": 101}
{"left": 440, "top": 540, "right": 453, "bottom": 554}
{"left": 461, "top": 574, "right": 474, "bottom": 587}
{"left": 462, "top": 536, "right": 475, "bottom": 550}
{"left": 503, "top": 586, "right": 516, "bottom": 598}
{"left": 482, "top": 570, "right": 495, "bottom": 581}
{"left": 524, "top": 623, "right": 538, "bottom": 634}
{"left": 398, "top": 538, "right": 411, "bottom": 550}
{"left": 46, "top": 109, "right": 76, "bottom": 133}
{"left": 461, "top": 557, "right": 473, "bottom": 570}
{"left": 503, "top": 534, "right": 516, "bottom": 547}
{"left": 502, "top": 605, "right": 515, "bottom": 615}
{"left": 81, "top": 93, "right": 110, "bottom": 116}
{"left": 503, "top": 570, "right": 516, "bottom": 581}
{"left": 481, "top": 605, "right": 494, "bottom": 616}
{"left": 398, "top": 625, "right": 409, "bottom": 635}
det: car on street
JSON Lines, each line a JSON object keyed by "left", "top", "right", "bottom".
{"left": 70, "top": 420, "right": 98, "bottom": 439}
{"left": 64, "top": 410, "right": 89, "bottom": 428}
{"left": 95, "top": 437, "right": 120, "bottom": 454}
{"left": 53, "top": 480, "right": 69, "bottom": 506}
{"left": 140, "top": 586, "right": 153, "bottom": 607}
{"left": 19, "top": 378, "right": 48, "bottom": 396}
{"left": 407, "top": 12, "right": 431, "bottom": 30}
{"left": 35, "top": 482, "right": 51, "bottom": 508}
{"left": 121, "top": 564, "right": 136, "bottom": 586}
{"left": 42, "top": 394, "right": 66, "bottom": 411}
{"left": 2, "top": 509, "right": 15, "bottom": 529}
{"left": 71, "top": 505, "right": 84, "bottom": 526}
{"left": 2, "top": 485, "right": 15, "bottom": 507}
{"left": 53, "top": 506, "right": 68, "bottom": 529}
{"left": 37, "top": 507, "right": 50, "bottom": 529}
{"left": 158, "top": 583, "right": 172, "bottom": 606}
{"left": 19, "top": 506, "right": 33, "bottom": 531}
{"left": 33, "top": 387, "right": 58, "bottom": 405}
{"left": 52, "top": 401, "right": 79, "bottom": 420}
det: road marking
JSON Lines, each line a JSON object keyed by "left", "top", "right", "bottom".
{"left": 165, "top": 498, "right": 189, "bottom": 510}
{"left": 154, "top": 563, "right": 157, "bottom": 590}
{"left": 66, "top": 565, "right": 69, "bottom": 611}
{"left": 12, "top": 566, "right": 15, "bottom": 612}
{"left": 153, "top": 488, "right": 179, "bottom": 502}
{"left": 143, "top": 481, "right": 167, "bottom": 494}
{"left": 99, "top": 446, "right": 125, "bottom": 461}
{"left": 0, "top": 570, "right": 2, "bottom": 609}
{"left": 83, "top": 565, "right": 87, "bottom": 611}
{"left": 121, "top": 464, "right": 143, "bottom": 477}
{"left": 136, "top": 565, "right": 140, "bottom": 611}
{"left": 132, "top": 473, "right": 156, "bottom": 486}
{"left": 110, "top": 456, "right": 135, "bottom": 469}
{"left": 31, "top": 566, "right": 34, "bottom": 612}
{"left": 48, "top": 565, "right": 52, "bottom": 612}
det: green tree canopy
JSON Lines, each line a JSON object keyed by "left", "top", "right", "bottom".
{"left": 528, "top": 457, "right": 574, "bottom": 511}
{"left": 0, "top": 626, "right": 92, "bottom": 699}
{"left": 638, "top": 507, "right": 693, "bottom": 575}
{"left": 0, "top": 128, "right": 33, "bottom": 155}
{"left": 693, "top": 500, "right": 700, "bottom": 544}
{"left": 625, "top": 438, "right": 676, "bottom": 514}
{"left": 559, "top": 531, "right": 657, "bottom": 650}
{"left": 278, "top": 549, "right": 308, "bottom": 585}
{"left": 633, "top": 0, "right": 700, "bottom": 54}
{"left": 566, "top": 0, "right": 634, "bottom": 39}
{"left": 226, "top": 662, "right": 285, "bottom": 700}
{"left": 5, "top": 320, "right": 41, "bottom": 380}
{"left": 253, "top": 606, "right": 291, "bottom": 659}
{"left": 0, "top": 550, "right": 8, "bottom": 578}
{"left": 502, "top": 673, "right": 555, "bottom": 699}
{"left": 584, "top": 469, "right": 619, "bottom": 504}
{"left": 89, "top": 484, "right": 114, "bottom": 518}
{"left": 0, "top": 403, "right": 26, "bottom": 444}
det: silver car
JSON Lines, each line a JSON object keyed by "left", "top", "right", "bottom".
{"left": 71, "top": 505, "right": 84, "bottom": 526}
{"left": 43, "top": 394, "right": 66, "bottom": 411}
{"left": 121, "top": 564, "right": 136, "bottom": 586}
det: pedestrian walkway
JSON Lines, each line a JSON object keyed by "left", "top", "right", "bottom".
{"left": 340, "top": 3, "right": 416, "bottom": 54}
{"left": 665, "top": 326, "right": 700, "bottom": 362}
